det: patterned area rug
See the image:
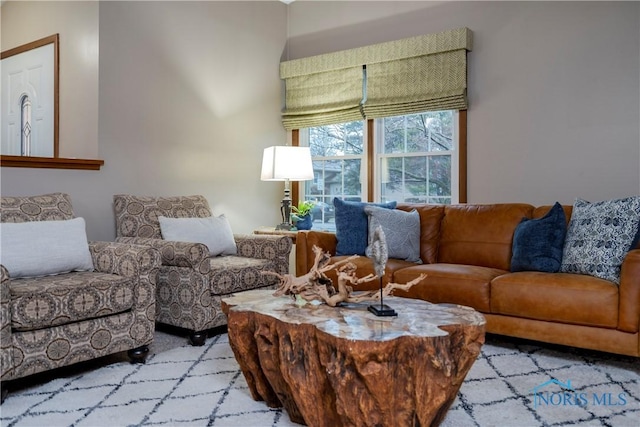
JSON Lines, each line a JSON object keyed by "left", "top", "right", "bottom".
{"left": 1, "top": 332, "right": 638, "bottom": 427}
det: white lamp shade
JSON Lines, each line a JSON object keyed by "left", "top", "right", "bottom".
{"left": 260, "top": 146, "right": 314, "bottom": 181}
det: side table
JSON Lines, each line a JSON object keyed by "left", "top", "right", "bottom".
{"left": 253, "top": 226, "right": 297, "bottom": 244}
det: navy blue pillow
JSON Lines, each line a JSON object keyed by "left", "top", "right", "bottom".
{"left": 510, "top": 202, "right": 567, "bottom": 273}
{"left": 334, "top": 198, "right": 397, "bottom": 256}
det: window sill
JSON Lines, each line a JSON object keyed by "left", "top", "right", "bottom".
{"left": 0, "top": 155, "right": 104, "bottom": 170}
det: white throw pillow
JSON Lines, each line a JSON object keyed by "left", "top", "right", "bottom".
{"left": 158, "top": 215, "right": 237, "bottom": 256}
{"left": 0, "top": 217, "right": 94, "bottom": 278}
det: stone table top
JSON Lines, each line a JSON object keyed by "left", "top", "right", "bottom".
{"left": 224, "top": 289, "right": 486, "bottom": 341}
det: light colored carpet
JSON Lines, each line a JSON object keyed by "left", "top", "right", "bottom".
{"left": 1, "top": 331, "right": 638, "bottom": 427}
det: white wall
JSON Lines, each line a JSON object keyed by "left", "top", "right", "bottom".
{"left": 288, "top": 1, "right": 640, "bottom": 205}
{"left": 0, "top": 0, "right": 99, "bottom": 158}
{"left": 1, "top": 1, "right": 288, "bottom": 240}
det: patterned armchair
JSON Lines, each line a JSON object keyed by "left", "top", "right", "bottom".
{"left": 113, "top": 195, "right": 292, "bottom": 345}
{"left": 0, "top": 193, "right": 160, "bottom": 402}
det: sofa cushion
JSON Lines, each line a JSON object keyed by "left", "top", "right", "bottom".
{"left": 561, "top": 196, "right": 640, "bottom": 284}
{"left": 333, "top": 198, "right": 396, "bottom": 256}
{"left": 159, "top": 215, "right": 237, "bottom": 256}
{"left": 491, "top": 272, "right": 618, "bottom": 328}
{"left": 393, "top": 263, "right": 507, "bottom": 313}
{"left": 365, "top": 206, "right": 422, "bottom": 263}
{"left": 204, "top": 256, "right": 275, "bottom": 295}
{"left": 0, "top": 218, "right": 94, "bottom": 278}
{"left": 511, "top": 202, "right": 566, "bottom": 273}
{"left": 10, "top": 271, "right": 135, "bottom": 332}
{"left": 438, "top": 203, "right": 534, "bottom": 270}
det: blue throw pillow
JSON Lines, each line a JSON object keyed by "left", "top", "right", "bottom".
{"left": 334, "top": 198, "right": 397, "bottom": 255}
{"left": 510, "top": 202, "right": 566, "bottom": 273}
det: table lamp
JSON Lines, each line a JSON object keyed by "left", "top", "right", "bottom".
{"left": 261, "top": 146, "right": 314, "bottom": 230}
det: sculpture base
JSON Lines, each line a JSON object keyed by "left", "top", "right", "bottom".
{"left": 368, "top": 304, "right": 398, "bottom": 317}
{"left": 276, "top": 222, "right": 293, "bottom": 231}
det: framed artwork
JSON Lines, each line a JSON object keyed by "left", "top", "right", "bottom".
{"left": 1, "top": 34, "right": 59, "bottom": 158}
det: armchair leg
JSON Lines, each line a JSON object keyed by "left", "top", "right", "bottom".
{"left": 128, "top": 345, "right": 149, "bottom": 364}
{"left": 189, "top": 331, "right": 207, "bottom": 346}
{"left": 1, "top": 384, "right": 8, "bottom": 404}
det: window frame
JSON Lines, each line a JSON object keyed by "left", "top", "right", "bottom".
{"left": 292, "top": 110, "right": 467, "bottom": 207}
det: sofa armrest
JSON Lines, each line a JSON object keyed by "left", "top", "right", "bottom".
{"left": 296, "top": 231, "right": 338, "bottom": 276}
{"left": 0, "top": 265, "right": 12, "bottom": 380}
{"left": 116, "top": 236, "right": 209, "bottom": 268}
{"left": 619, "top": 249, "right": 640, "bottom": 333}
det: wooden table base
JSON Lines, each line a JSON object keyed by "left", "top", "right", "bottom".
{"left": 223, "top": 290, "right": 485, "bottom": 427}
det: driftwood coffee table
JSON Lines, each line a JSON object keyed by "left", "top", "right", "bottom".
{"left": 222, "top": 289, "right": 485, "bottom": 427}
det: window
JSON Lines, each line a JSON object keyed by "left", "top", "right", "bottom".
{"left": 378, "top": 111, "right": 457, "bottom": 205}
{"left": 20, "top": 95, "right": 32, "bottom": 156}
{"left": 299, "top": 110, "right": 464, "bottom": 231}
{"left": 299, "top": 122, "right": 365, "bottom": 230}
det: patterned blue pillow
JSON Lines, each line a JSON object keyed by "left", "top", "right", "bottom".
{"left": 334, "top": 198, "right": 397, "bottom": 256}
{"left": 510, "top": 202, "right": 566, "bottom": 273}
{"left": 561, "top": 197, "right": 640, "bottom": 284}
{"left": 365, "top": 206, "right": 422, "bottom": 263}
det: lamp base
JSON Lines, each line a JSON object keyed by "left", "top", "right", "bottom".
{"left": 368, "top": 304, "right": 398, "bottom": 317}
{"left": 276, "top": 222, "right": 294, "bottom": 231}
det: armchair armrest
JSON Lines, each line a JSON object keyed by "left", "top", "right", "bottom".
{"left": 89, "top": 242, "right": 161, "bottom": 326}
{"left": 234, "top": 234, "right": 293, "bottom": 277}
{"left": 296, "top": 230, "right": 337, "bottom": 276}
{"left": 116, "top": 237, "right": 209, "bottom": 268}
{"left": 89, "top": 241, "right": 161, "bottom": 276}
{"left": 1, "top": 265, "right": 12, "bottom": 380}
{"left": 619, "top": 249, "right": 640, "bottom": 333}
{"left": 234, "top": 234, "right": 293, "bottom": 260}
{"left": 0, "top": 265, "right": 8, "bottom": 284}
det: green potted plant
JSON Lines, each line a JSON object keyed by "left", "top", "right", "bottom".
{"left": 291, "top": 200, "right": 316, "bottom": 230}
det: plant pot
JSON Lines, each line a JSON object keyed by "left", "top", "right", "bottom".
{"left": 295, "top": 214, "right": 312, "bottom": 230}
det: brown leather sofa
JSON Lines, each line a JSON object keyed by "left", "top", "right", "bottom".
{"left": 296, "top": 203, "right": 640, "bottom": 357}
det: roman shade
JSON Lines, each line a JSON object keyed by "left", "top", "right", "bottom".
{"left": 280, "top": 63, "right": 364, "bottom": 130}
{"left": 280, "top": 27, "right": 472, "bottom": 130}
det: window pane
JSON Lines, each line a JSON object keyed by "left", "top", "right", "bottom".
{"left": 343, "top": 159, "right": 362, "bottom": 197}
{"left": 324, "top": 159, "right": 343, "bottom": 195}
{"left": 381, "top": 157, "right": 403, "bottom": 202}
{"left": 309, "top": 122, "right": 363, "bottom": 156}
{"left": 428, "top": 155, "right": 451, "bottom": 197}
{"left": 405, "top": 156, "right": 427, "bottom": 198}
{"left": 343, "top": 122, "right": 365, "bottom": 154}
{"left": 383, "top": 116, "right": 405, "bottom": 154}
{"left": 383, "top": 111, "right": 454, "bottom": 154}
{"left": 426, "top": 111, "right": 453, "bottom": 151}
